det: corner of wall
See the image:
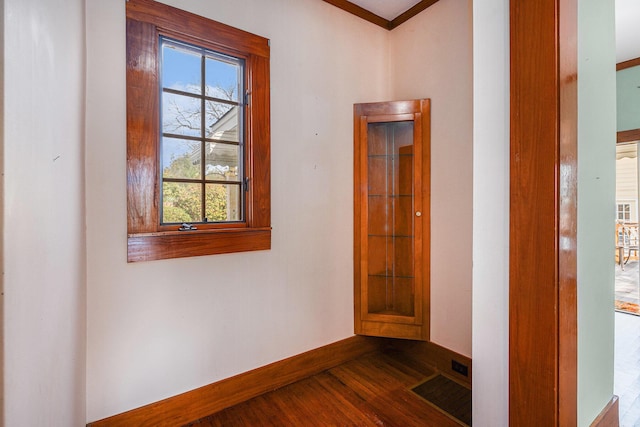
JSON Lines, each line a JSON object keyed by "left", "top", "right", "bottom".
{"left": 388, "top": 0, "right": 473, "bottom": 358}
{"left": 471, "top": 0, "right": 510, "bottom": 424}
{"left": 0, "top": 0, "right": 5, "bottom": 422}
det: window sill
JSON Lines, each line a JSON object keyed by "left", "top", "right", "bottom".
{"left": 127, "top": 227, "right": 271, "bottom": 262}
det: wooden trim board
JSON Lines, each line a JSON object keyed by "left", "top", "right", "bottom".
{"left": 617, "top": 128, "right": 640, "bottom": 143}
{"left": 321, "top": 0, "right": 440, "bottom": 31}
{"left": 616, "top": 60, "right": 640, "bottom": 145}
{"left": 87, "top": 336, "right": 472, "bottom": 426}
{"left": 384, "top": 339, "right": 472, "bottom": 387}
{"left": 321, "top": 0, "right": 388, "bottom": 29}
{"left": 510, "top": 0, "right": 578, "bottom": 425}
{"left": 617, "top": 57, "right": 640, "bottom": 71}
{"left": 590, "top": 396, "right": 619, "bottom": 427}
{"left": 87, "top": 336, "right": 383, "bottom": 426}
{"left": 389, "top": 0, "right": 440, "bottom": 29}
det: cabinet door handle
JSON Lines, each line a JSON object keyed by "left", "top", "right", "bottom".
{"left": 416, "top": 211, "right": 422, "bottom": 217}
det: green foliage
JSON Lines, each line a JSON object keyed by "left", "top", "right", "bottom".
{"left": 162, "top": 204, "right": 194, "bottom": 223}
{"left": 205, "top": 185, "right": 231, "bottom": 221}
{"left": 162, "top": 154, "right": 235, "bottom": 223}
{"left": 163, "top": 155, "right": 200, "bottom": 179}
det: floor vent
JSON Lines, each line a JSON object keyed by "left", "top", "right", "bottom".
{"left": 411, "top": 374, "right": 472, "bottom": 426}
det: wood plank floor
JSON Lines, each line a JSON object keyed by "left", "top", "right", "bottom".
{"left": 184, "top": 350, "right": 465, "bottom": 427}
{"left": 615, "top": 311, "right": 640, "bottom": 426}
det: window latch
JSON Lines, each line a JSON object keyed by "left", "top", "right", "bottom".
{"left": 178, "top": 223, "right": 198, "bottom": 231}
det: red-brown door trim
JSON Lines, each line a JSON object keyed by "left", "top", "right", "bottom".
{"left": 509, "top": 0, "right": 578, "bottom": 424}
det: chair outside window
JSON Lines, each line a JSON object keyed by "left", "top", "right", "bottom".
{"left": 616, "top": 222, "right": 639, "bottom": 270}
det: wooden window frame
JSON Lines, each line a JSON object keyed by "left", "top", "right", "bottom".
{"left": 126, "top": 0, "right": 271, "bottom": 262}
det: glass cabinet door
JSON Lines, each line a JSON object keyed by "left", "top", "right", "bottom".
{"left": 366, "top": 121, "right": 415, "bottom": 317}
{"left": 354, "top": 100, "right": 430, "bottom": 341}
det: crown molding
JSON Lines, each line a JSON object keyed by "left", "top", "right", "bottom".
{"left": 322, "top": 0, "right": 440, "bottom": 30}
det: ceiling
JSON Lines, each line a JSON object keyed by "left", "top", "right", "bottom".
{"left": 329, "top": 0, "right": 640, "bottom": 63}
{"left": 616, "top": 0, "right": 640, "bottom": 63}
{"left": 348, "top": 0, "right": 422, "bottom": 21}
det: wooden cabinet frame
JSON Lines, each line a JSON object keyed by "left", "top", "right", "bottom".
{"left": 354, "top": 99, "right": 431, "bottom": 341}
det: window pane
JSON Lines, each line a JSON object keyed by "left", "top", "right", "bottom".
{"left": 206, "top": 103, "right": 239, "bottom": 142}
{"left": 162, "top": 138, "right": 201, "bottom": 179}
{"left": 206, "top": 56, "right": 240, "bottom": 102}
{"left": 204, "top": 142, "right": 240, "bottom": 180}
{"left": 206, "top": 184, "right": 241, "bottom": 222}
{"left": 159, "top": 40, "right": 245, "bottom": 225}
{"left": 163, "top": 92, "right": 201, "bottom": 137}
{"left": 162, "top": 43, "right": 201, "bottom": 95}
{"left": 162, "top": 182, "right": 202, "bottom": 223}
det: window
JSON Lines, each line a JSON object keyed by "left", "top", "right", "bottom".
{"left": 126, "top": 0, "right": 271, "bottom": 262}
{"left": 617, "top": 203, "right": 632, "bottom": 222}
{"left": 160, "top": 38, "right": 244, "bottom": 225}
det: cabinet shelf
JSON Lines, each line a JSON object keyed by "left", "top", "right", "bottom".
{"left": 367, "top": 194, "right": 413, "bottom": 198}
{"left": 367, "top": 154, "right": 414, "bottom": 158}
{"left": 368, "top": 274, "right": 415, "bottom": 279}
{"left": 367, "top": 234, "right": 414, "bottom": 238}
{"left": 368, "top": 309, "right": 414, "bottom": 317}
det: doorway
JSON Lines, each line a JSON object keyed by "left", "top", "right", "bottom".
{"left": 615, "top": 142, "right": 640, "bottom": 314}
{"left": 614, "top": 140, "right": 640, "bottom": 427}
{"left": 614, "top": 1, "right": 640, "bottom": 419}
{"left": 614, "top": 140, "right": 640, "bottom": 425}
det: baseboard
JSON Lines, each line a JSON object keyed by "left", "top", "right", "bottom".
{"left": 383, "top": 338, "right": 472, "bottom": 387}
{"left": 87, "top": 335, "right": 383, "bottom": 427}
{"left": 590, "top": 396, "right": 619, "bottom": 427}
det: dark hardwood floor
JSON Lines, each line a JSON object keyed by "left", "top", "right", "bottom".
{"left": 184, "top": 350, "right": 467, "bottom": 427}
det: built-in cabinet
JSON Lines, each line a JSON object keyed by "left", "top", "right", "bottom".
{"left": 354, "top": 99, "right": 431, "bottom": 341}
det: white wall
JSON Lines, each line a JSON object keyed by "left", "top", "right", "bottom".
{"left": 390, "top": 0, "right": 473, "bottom": 357}
{"left": 577, "top": 0, "right": 617, "bottom": 424}
{"left": 85, "top": 0, "right": 390, "bottom": 421}
{"left": 472, "top": 0, "right": 510, "bottom": 424}
{"left": 2, "top": 0, "right": 87, "bottom": 425}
